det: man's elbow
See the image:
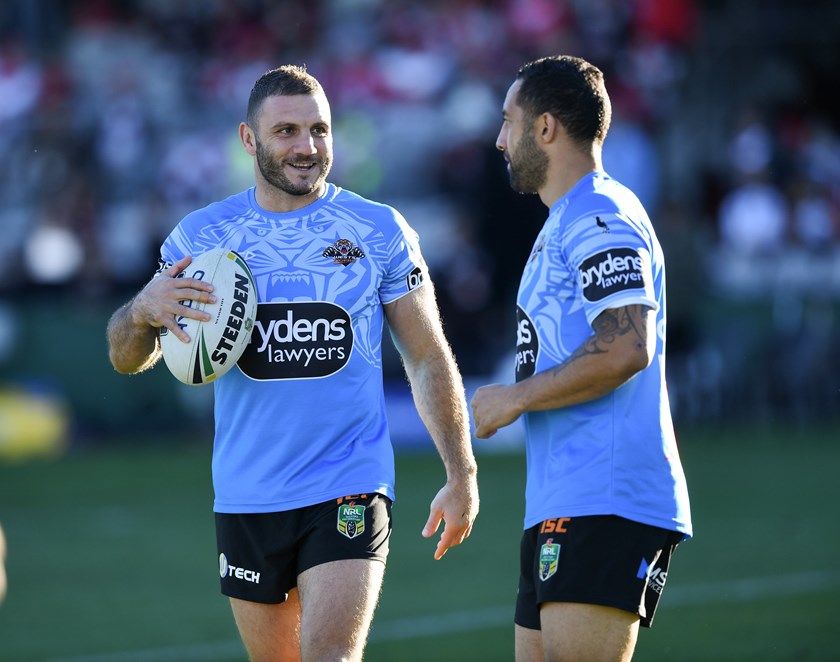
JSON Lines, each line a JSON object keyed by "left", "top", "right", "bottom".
{"left": 108, "top": 348, "right": 146, "bottom": 375}
{"left": 616, "top": 343, "right": 653, "bottom": 381}
{"left": 109, "top": 355, "right": 136, "bottom": 375}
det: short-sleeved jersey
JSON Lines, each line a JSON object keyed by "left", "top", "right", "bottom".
{"left": 515, "top": 172, "right": 692, "bottom": 538}
{"left": 160, "top": 183, "right": 426, "bottom": 513}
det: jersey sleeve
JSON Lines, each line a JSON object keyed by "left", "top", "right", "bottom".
{"left": 378, "top": 210, "right": 426, "bottom": 304}
{"left": 566, "top": 211, "right": 659, "bottom": 325}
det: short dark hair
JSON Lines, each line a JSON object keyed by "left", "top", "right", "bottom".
{"left": 246, "top": 65, "right": 323, "bottom": 127}
{"left": 515, "top": 55, "right": 611, "bottom": 146}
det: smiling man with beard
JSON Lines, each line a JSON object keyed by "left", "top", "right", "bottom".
{"left": 471, "top": 56, "right": 692, "bottom": 662}
{"left": 106, "top": 65, "right": 479, "bottom": 662}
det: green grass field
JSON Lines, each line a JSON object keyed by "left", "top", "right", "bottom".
{"left": 1, "top": 425, "right": 839, "bottom": 661}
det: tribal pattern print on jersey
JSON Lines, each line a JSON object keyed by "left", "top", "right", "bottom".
{"left": 160, "top": 184, "right": 425, "bottom": 514}
{"left": 515, "top": 172, "right": 692, "bottom": 539}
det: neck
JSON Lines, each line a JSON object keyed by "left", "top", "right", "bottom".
{"left": 539, "top": 144, "right": 602, "bottom": 209}
{"left": 254, "top": 181, "right": 325, "bottom": 213}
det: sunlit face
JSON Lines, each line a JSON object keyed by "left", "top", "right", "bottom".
{"left": 497, "top": 80, "right": 548, "bottom": 194}
{"left": 251, "top": 93, "right": 333, "bottom": 197}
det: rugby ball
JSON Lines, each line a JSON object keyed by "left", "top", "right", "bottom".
{"left": 160, "top": 247, "right": 258, "bottom": 386}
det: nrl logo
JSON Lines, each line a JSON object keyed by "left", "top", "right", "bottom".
{"left": 539, "top": 538, "right": 560, "bottom": 581}
{"left": 337, "top": 502, "right": 366, "bottom": 539}
{"left": 323, "top": 238, "right": 365, "bottom": 266}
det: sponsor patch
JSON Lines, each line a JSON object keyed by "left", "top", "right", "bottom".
{"left": 539, "top": 538, "right": 560, "bottom": 581}
{"left": 337, "top": 502, "right": 366, "bottom": 539}
{"left": 323, "top": 239, "right": 365, "bottom": 266}
{"left": 238, "top": 302, "right": 353, "bottom": 380}
{"left": 219, "top": 553, "right": 261, "bottom": 584}
{"left": 637, "top": 557, "right": 667, "bottom": 595}
{"left": 219, "top": 553, "right": 229, "bottom": 578}
{"left": 406, "top": 266, "right": 423, "bottom": 291}
{"left": 515, "top": 305, "right": 538, "bottom": 382}
{"left": 579, "top": 247, "right": 647, "bottom": 302}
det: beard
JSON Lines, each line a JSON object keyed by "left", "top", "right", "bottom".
{"left": 255, "top": 138, "right": 332, "bottom": 196}
{"left": 506, "top": 129, "right": 548, "bottom": 194}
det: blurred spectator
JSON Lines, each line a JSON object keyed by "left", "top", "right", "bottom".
{"left": 789, "top": 177, "right": 837, "bottom": 251}
{"left": 717, "top": 172, "right": 788, "bottom": 254}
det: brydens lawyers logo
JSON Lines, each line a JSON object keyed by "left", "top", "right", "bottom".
{"left": 237, "top": 302, "right": 353, "bottom": 380}
{"left": 515, "top": 305, "right": 538, "bottom": 382}
{"left": 579, "top": 247, "right": 647, "bottom": 302}
{"left": 323, "top": 239, "right": 365, "bottom": 266}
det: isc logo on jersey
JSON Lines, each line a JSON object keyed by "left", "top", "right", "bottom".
{"left": 238, "top": 302, "right": 353, "bottom": 380}
{"left": 579, "top": 247, "right": 647, "bottom": 302}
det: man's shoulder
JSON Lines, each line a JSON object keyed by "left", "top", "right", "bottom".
{"left": 331, "top": 186, "right": 398, "bottom": 216}
{"left": 185, "top": 189, "right": 252, "bottom": 222}
{"left": 327, "top": 186, "right": 412, "bottom": 236}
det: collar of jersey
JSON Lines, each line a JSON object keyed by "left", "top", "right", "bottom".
{"left": 548, "top": 171, "right": 609, "bottom": 218}
{"left": 247, "top": 183, "right": 338, "bottom": 221}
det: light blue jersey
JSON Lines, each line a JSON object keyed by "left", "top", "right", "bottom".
{"left": 515, "top": 172, "right": 692, "bottom": 538}
{"left": 160, "top": 184, "right": 425, "bottom": 513}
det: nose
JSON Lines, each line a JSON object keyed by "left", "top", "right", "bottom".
{"left": 495, "top": 127, "right": 507, "bottom": 152}
{"left": 294, "top": 132, "right": 318, "bottom": 156}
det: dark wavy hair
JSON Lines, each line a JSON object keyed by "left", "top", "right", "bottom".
{"left": 515, "top": 55, "right": 612, "bottom": 147}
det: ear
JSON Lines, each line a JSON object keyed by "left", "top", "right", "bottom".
{"left": 240, "top": 122, "right": 257, "bottom": 156}
{"left": 536, "top": 113, "right": 559, "bottom": 144}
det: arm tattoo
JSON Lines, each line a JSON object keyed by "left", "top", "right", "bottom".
{"left": 549, "top": 305, "right": 648, "bottom": 378}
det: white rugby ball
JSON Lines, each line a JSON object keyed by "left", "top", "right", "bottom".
{"left": 160, "top": 247, "right": 258, "bottom": 386}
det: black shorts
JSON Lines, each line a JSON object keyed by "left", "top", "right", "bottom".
{"left": 515, "top": 515, "right": 683, "bottom": 630}
{"left": 215, "top": 493, "right": 392, "bottom": 604}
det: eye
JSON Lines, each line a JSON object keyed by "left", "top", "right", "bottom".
{"left": 312, "top": 125, "right": 329, "bottom": 137}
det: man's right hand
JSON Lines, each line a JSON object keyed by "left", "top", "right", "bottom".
{"left": 131, "top": 255, "right": 217, "bottom": 344}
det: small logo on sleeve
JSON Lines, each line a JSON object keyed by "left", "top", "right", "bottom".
{"left": 579, "top": 247, "right": 646, "bottom": 302}
{"left": 406, "top": 266, "right": 423, "bottom": 291}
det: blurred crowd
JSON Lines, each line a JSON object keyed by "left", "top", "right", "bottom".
{"left": 0, "top": 0, "right": 700, "bottom": 366}
{"left": 1, "top": 0, "right": 839, "bottom": 428}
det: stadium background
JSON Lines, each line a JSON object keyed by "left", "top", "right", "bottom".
{"left": 1, "top": 0, "right": 839, "bottom": 660}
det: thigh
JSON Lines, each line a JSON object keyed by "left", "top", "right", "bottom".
{"left": 540, "top": 602, "right": 638, "bottom": 662}
{"left": 230, "top": 589, "right": 302, "bottom": 662}
{"left": 297, "top": 558, "right": 386, "bottom": 662}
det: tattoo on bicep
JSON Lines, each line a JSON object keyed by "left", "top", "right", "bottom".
{"left": 592, "top": 305, "right": 647, "bottom": 346}
{"left": 591, "top": 305, "right": 648, "bottom": 350}
{"left": 550, "top": 305, "right": 648, "bottom": 377}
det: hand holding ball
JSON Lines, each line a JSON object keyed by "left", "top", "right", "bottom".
{"left": 160, "top": 248, "right": 257, "bottom": 385}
